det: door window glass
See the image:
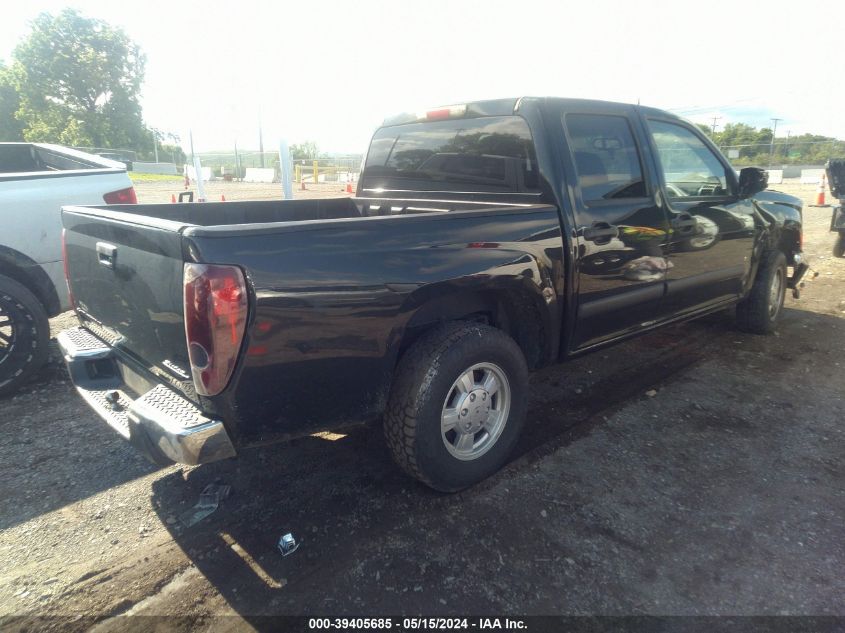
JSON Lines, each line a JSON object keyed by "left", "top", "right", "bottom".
{"left": 648, "top": 120, "right": 729, "bottom": 198}
{"left": 565, "top": 114, "right": 646, "bottom": 203}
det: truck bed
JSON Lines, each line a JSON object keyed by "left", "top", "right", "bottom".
{"left": 66, "top": 196, "right": 539, "bottom": 229}
{"left": 61, "top": 196, "right": 563, "bottom": 451}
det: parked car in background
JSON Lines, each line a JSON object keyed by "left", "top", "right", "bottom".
{"left": 59, "top": 98, "right": 807, "bottom": 491}
{"left": 826, "top": 159, "right": 845, "bottom": 257}
{"left": 0, "top": 143, "right": 136, "bottom": 396}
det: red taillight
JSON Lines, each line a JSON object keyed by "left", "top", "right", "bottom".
{"left": 426, "top": 108, "right": 451, "bottom": 120}
{"left": 61, "top": 228, "right": 75, "bottom": 309}
{"left": 183, "top": 263, "right": 248, "bottom": 396}
{"left": 103, "top": 186, "right": 138, "bottom": 204}
{"left": 418, "top": 104, "right": 467, "bottom": 121}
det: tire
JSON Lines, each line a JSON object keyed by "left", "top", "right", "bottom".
{"left": 384, "top": 322, "right": 529, "bottom": 492}
{"left": 735, "top": 250, "right": 787, "bottom": 335}
{"left": 833, "top": 234, "right": 845, "bottom": 258}
{"left": 0, "top": 274, "right": 50, "bottom": 398}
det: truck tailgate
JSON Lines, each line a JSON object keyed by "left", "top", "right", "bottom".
{"left": 62, "top": 207, "right": 195, "bottom": 398}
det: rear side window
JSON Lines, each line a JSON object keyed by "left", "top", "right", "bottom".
{"left": 0, "top": 145, "right": 99, "bottom": 173}
{"left": 34, "top": 148, "right": 97, "bottom": 170}
{"left": 564, "top": 113, "right": 646, "bottom": 203}
{"left": 362, "top": 116, "right": 539, "bottom": 193}
{"left": 0, "top": 145, "right": 41, "bottom": 173}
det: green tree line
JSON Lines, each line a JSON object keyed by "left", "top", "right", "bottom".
{"left": 696, "top": 122, "right": 845, "bottom": 166}
{"left": 0, "top": 8, "right": 184, "bottom": 164}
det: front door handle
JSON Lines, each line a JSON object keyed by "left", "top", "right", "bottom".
{"left": 671, "top": 214, "right": 697, "bottom": 233}
{"left": 583, "top": 222, "right": 619, "bottom": 243}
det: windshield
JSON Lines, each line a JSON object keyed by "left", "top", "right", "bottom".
{"left": 361, "top": 116, "right": 540, "bottom": 194}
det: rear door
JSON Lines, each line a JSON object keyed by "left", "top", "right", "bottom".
{"left": 552, "top": 104, "right": 671, "bottom": 349}
{"left": 642, "top": 118, "right": 756, "bottom": 315}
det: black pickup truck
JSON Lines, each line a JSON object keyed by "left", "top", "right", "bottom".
{"left": 59, "top": 97, "right": 807, "bottom": 491}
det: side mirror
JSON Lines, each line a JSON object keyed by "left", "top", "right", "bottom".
{"left": 738, "top": 167, "right": 768, "bottom": 198}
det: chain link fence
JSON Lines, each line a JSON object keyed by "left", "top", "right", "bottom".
{"left": 717, "top": 140, "right": 845, "bottom": 168}
{"left": 194, "top": 152, "right": 362, "bottom": 182}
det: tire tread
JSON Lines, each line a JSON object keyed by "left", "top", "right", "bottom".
{"left": 384, "top": 322, "right": 475, "bottom": 486}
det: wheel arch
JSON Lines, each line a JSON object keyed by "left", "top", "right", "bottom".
{"left": 394, "top": 279, "right": 556, "bottom": 372}
{"left": 777, "top": 224, "right": 802, "bottom": 264}
{"left": 0, "top": 245, "right": 61, "bottom": 317}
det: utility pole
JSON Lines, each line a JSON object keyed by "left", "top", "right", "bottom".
{"left": 710, "top": 115, "right": 721, "bottom": 135}
{"left": 234, "top": 140, "right": 241, "bottom": 182}
{"left": 258, "top": 107, "right": 265, "bottom": 168}
{"left": 769, "top": 118, "right": 782, "bottom": 167}
{"left": 188, "top": 130, "right": 206, "bottom": 202}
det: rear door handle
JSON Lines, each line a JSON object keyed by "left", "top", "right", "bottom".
{"left": 583, "top": 222, "right": 619, "bottom": 243}
{"left": 96, "top": 242, "right": 117, "bottom": 269}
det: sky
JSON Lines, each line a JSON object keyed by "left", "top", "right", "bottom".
{"left": 1, "top": 0, "right": 843, "bottom": 154}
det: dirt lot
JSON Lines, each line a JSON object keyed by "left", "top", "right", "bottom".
{"left": 0, "top": 181, "right": 843, "bottom": 629}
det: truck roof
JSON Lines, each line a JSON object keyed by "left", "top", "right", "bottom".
{"left": 381, "top": 96, "right": 689, "bottom": 128}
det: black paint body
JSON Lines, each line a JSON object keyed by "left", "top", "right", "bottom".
{"left": 62, "top": 98, "right": 805, "bottom": 448}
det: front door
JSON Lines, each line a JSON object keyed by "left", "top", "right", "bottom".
{"left": 644, "top": 118, "right": 757, "bottom": 315}
{"left": 556, "top": 106, "right": 671, "bottom": 349}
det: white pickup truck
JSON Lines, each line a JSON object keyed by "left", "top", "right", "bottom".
{"left": 0, "top": 143, "right": 136, "bottom": 396}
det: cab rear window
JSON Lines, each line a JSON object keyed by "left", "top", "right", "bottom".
{"left": 362, "top": 116, "right": 540, "bottom": 194}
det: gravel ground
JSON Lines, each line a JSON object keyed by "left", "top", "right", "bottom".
{"left": 0, "top": 181, "right": 842, "bottom": 628}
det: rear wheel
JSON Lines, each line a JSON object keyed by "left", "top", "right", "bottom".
{"left": 384, "top": 322, "right": 528, "bottom": 492}
{"left": 735, "top": 250, "right": 787, "bottom": 335}
{"left": 833, "top": 233, "right": 845, "bottom": 258}
{"left": 0, "top": 274, "right": 50, "bottom": 397}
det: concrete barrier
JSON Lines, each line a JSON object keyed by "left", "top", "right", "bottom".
{"left": 185, "top": 164, "right": 212, "bottom": 182}
{"left": 244, "top": 168, "right": 276, "bottom": 183}
{"left": 132, "top": 162, "right": 178, "bottom": 175}
{"left": 766, "top": 170, "right": 783, "bottom": 185}
{"left": 800, "top": 169, "right": 825, "bottom": 185}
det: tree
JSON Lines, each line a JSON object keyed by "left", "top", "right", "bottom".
{"left": 0, "top": 63, "right": 24, "bottom": 141}
{"left": 290, "top": 141, "right": 320, "bottom": 160}
{"left": 155, "top": 132, "right": 186, "bottom": 165}
{"left": 139, "top": 128, "right": 186, "bottom": 163}
{"left": 10, "top": 9, "right": 148, "bottom": 149}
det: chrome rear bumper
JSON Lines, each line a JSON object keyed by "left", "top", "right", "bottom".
{"left": 57, "top": 327, "right": 236, "bottom": 465}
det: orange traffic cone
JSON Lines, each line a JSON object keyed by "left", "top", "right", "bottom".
{"left": 171, "top": 194, "right": 176, "bottom": 203}
{"left": 221, "top": 194, "right": 226, "bottom": 202}
{"left": 346, "top": 182, "right": 354, "bottom": 194}
{"left": 812, "top": 173, "right": 829, "bottom": 207}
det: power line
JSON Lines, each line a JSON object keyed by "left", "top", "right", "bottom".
{"left": 666, "top": 97, "right": 760, "bottom": 115}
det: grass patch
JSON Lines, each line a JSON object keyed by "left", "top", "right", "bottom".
{"left": 129, "top": 172, "right": 184, "bottom": 183}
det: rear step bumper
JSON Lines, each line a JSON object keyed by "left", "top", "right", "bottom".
{"left": 57, "top": 327, "right": 236, "bottom": 466}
